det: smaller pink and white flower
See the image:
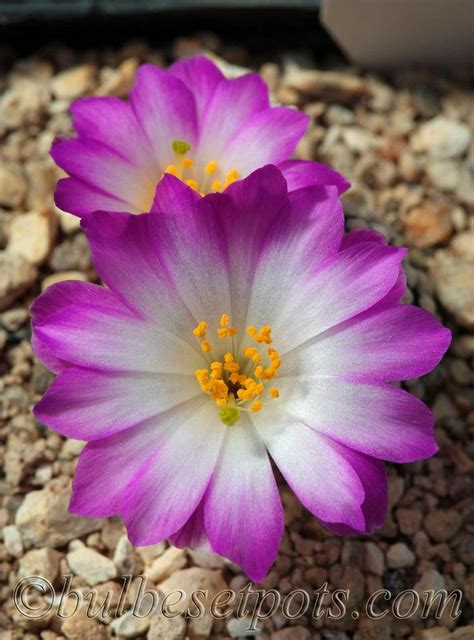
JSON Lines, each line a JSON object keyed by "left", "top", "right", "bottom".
{"left": 32, "top": 167, "right": 450, "bottom": 581}
{"left": 51, "top": 55, "right": 348, "bottom": 216}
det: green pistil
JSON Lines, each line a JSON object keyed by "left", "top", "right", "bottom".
{"left": 172, "top": 139, "right": 191, "bottom": 155}
{"left": 219, "top": 405, "right": 240, "bottom": 427}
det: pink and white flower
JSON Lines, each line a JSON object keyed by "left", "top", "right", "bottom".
{"left": 32, "top": 167, "right": 450, "bottom": 581}
{"left": 51, "top": 55, "right": 348, "bottom": 217}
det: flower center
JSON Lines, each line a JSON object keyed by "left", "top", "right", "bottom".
{"left": 193, "top": 314, "right": 281, "bottom": 426}
{"left": 164, "top": 140, "right": 240, "bottom": 195}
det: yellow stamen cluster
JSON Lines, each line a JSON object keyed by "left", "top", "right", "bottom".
{"left": 193, "top": 315, "right": 281, "bottom": 425}
{"left": 163, "top": 140, "right": 240, "bottom": 195}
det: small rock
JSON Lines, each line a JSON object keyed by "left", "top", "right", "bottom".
{"left": 61, "top": 610, "right": 110, "bottom": 640}
{"left": 386, "top": 542, "right": 416, "bottom": 568}
{"left": 2, "top": 524, "right": 24, "bottom": 557}
{"left": 424, "top": 510, "right": 462, "bottom": 542}
{"left": 56, "top": 207, "right": 82, "bottom": 234}
{"left": 147, "top": 613, "right": 186, "bottom": 640}
{"left": 451, "top": 231, "right": 474, "bottom": 259}
{"left": 363, "top": 542, "right": 384, "bottom": 576}
{"left": 271, "top": 627, "right": 311, "bottom": 640}
{"left": 341, "top": 127, "right": 377, "bottom": 153}
{"left": 49, "top": 233, "right": 92, "bottom": 272}
{"left": 0, "top": 252, "right": 37, "bottom": 311}
{"left": 414, "top": 569, "right": 446, "bottom": 597}
{"left": 8, "top": 211, "right": 56, "bottom": 265}
{"left": 227, "top": 617, "right": 261, "bottom": 637}
{"left": 404, "top": 203, "right": 452, "bottom": 248}
{"left": 111, "top": 609, "right": 151, "bottom": 638}
{"left": 284, "top": 65, "right": 368, "bottom": 103}
{"left": 147, "top": 546, "right": 187, "bottom": 583}
{"left": 426, "top": 160, "right": 460, "bottom": 191}
{"left": 158, "top": 567, "right": 227, "bottom": 611}
{"left": 1, "top": 307, "right": 29, "bottom": 331}
{"left": 42, "top": 271, "right": 88, "bottom": 290}
{"left": 411, "top": 116, "right": 471, "bottom": 159}
{"left": 113, "top": 534, "right": 143, "bottom": 576}
{"left": 67, "top": 546, "right": 117, "bottom": 586}
{"left": 396, "top": 507, "right": 423, "bottom": 536}
{"left": 18, "top": 548, "right": 62, "bottom": 583}
{"left": 96, "top": 58, "right": 139, "bottom": 97}
{"left": 15, "top": 478, "right": 102, "bottom": 547}
{"left": 188, "top": 548, "right": 226, "bottom": 570}
{"left": 51, "top": 64, "right": 96, "bottom": 100}
{"left": 0, "top": 163, "right": 28, "bottom": 208}
{"left": 432, "top": 257, "right": 474, "bottom": 328}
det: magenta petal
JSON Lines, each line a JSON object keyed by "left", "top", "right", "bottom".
{"left": 169, "top": 55, "right": 224, "bottom": 122}
{"left": 34, "top": 367, "right": 198, "bottom": 441}
{"left": 168, "top": 499, "right": 211, "bottom": 552}
{"left": 204, "top": 416, "right": 284, "bottom": 583}
{"left": 253, "top": 410, "right": 366, "bottom": 532}
{"left": 320, "top": 445, "right": 388, "bottom": 536}
{"left": 275, "top": 378, "right": 438, "bottom": 463}
{"left": 278, "top": 159, "right": 350, "bottom": 194}
{"left": 51, "top": 138, "right": 156, "bottom": 214}
{"left": 130, "top": 64, "right": 198, "bottom": 169}
{"left": 196, "top": 73, "right": 269, "bottom": 161}
{"left": 224, "top": 107, "right": 310, "bottom": 174}
{"left": 123, "top": 402, "right": 225, "bottom": 546}
{"left": 284, "top": 304, "right": 451, "bottom": 382}
{"left": 71, "top": 398, "right": 224, "bottom": 533}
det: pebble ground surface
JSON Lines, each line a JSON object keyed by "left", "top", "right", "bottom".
{"left": 0, "top": 34, "right": 473, "bottom": 640}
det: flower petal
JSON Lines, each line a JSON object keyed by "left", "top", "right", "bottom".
{"left": 81, "top": 209, "right": 198, "bottom": 339}
{"left": 148, "top": 175, "right": 232, "bottom": 325}
{"left": 223, "top": 107, "right": 309, "bottom": 176}
{"left": 283, "top": 304, "right": 451, "bottom": 382}
{"left": 123, "top": 401, "right": 225, "bottom": 545}
{"left": 51, "top": 138, "right": 156, "bottom": 214}
{"left": 319, "top": 445, "right": 387, "bottom": 536}
{"left": 130, "top": 64, "right": 198, "bottom": 170}
{"left": 252, "top": 409, "right": 365, "bottom": 531}
{"left": 195, "top": 73, "right": 269, "bottom": 164}
{"left": 70, "top": 97, "right": 154, "bottom": 171}
{"left": 251, "top": 240, "right": 406, "bottom": 354}
{"left": 34, "top": 367, "right": 198, "bottom": 441}
{"left": 169, "top": 55, "right": 224, "bottom": 122}
{"left": 278, "top": 159, "right": 350, "bottom": 194}
{"left": 275, "top": 378, "right": 438, "bottom": 463}
{"left": 32, "top": 280, "right": 202, "bottom": 374}
{"left": 204, "top": 415, "right": 284, "bottom": 583}
{"left": 70, "top": 397, "right": 224, "bottom": 533}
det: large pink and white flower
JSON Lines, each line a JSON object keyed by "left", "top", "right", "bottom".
{"left": 32, "top": 167, "right": 450, "bottom": 581}
{"left": 51, "top": 55, "right": 348, "bottom": 216}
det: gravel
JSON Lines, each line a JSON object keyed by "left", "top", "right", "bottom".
{"left": 0, "top": 34, "right": 472, "bottom": 640}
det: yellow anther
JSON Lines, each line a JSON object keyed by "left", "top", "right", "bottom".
{"left": 218, "top": 327, "right": 237, "bottom": 338}
{"left": 193, "top": 321, "right": 207, "bottom": 338}
{"left": 183, "top": 157, "right": 194, "bottom": 169}
{"left": 260, "top": 326, "right": 273, "bottom": 344}
{"left": 244, "top": 347, "right": 261, "bottom": 363}
{"left": 194, "top": 314, "right": 281, "bottom": 418}
{"left": 254, "top": 365, "right": 264, "bottom": 379}
{"left": 220, "top": 313, "right": 230, "bottom": 327}
{"left": 185, "top": 179, "right": 199, "bottom": 191}
{"left": 205, "top": 161, "right": 218, "bottom": 175}
{"left": 172, "top": 139, "right": 191, "bottom": 155}
{"left": 164, "top": 164, "right": 178, "bottom": 177}
{"left": 225, "top": 168, "right": 240, "bottom": 186}
{"left": 211, "top": 180, "right": 224, "bottom": 191}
